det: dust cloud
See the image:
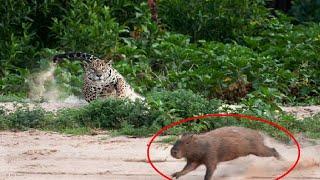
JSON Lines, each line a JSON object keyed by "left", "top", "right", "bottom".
{"left": 27, "top": 63, "right": 84, "bottom": 104}
{"left": 28, "top": 62, "right": 59, "bottom": 102}
{"left": 241, "top": 135, "right": 320, "bottom": 179}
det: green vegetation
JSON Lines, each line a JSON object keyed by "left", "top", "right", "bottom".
{"left": 1, "top": 0, "right": 319, "bottom": 104}
{"left": 156, "top": 135, "right": 179, "bottom": 144}
{"left": 0, "top": 90, "right": 319, "bottom": 142}
{"left": 158, "top": 0, "right": 270, "bottom": 42}
{"left": 0, "top": 0, "right": 319, "bottom": 139}
{"left": 290, "top": 0, "right": 320, "bottom": 23}
{"left": 0, "top": 95, "right": 26, "bottom": 102}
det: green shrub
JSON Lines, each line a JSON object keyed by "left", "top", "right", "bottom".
{"left": 6, "top": 106, "right": 49, "bottom": 130}
{"left": 84, "top": 98, "right": 153, "bottom": 128}
{"left": 300, "top": 114, "right": 320, "bottom": 138}
{"left": 51, "top": 108, "right": 85, "bottom": 131}
{"left": 51, "top": 0, "right": 149, "bottom": 96}
{"left": 150, "top": 37, "right": 256, "bottom": 97}
{"left": 53, "top": 60, "right": 84, "bottom": 97}
{"left": 113, "top": 122, "right": 160, "bottom": 137}
{"left": 0, "top": 106, "right": 8, "bottom": 130}
{"left": 290, "top": 0, "right": 320, "bottom": 23}
{"left": 0, "top": 117, "right": 8, "bottom": 130}
{"left": 158, "top": 0, "right": 270, "bottom": 42}
{"left": 55, "top": 98, "right": 153, "bottom": 129}
{"left": 0, "top": 90, "right": 319, "bottom": 141}
{"left": 0, "top": 0, "right": 67, "bottom": 96}
{"left": 243, "top": 18, "right": 320, "bottom": 104}
{"left": 0, "top": 69, "right": 30, "bottom": 97}
{"left": 120, "top": 29, "right": 319, "bottom": 104}
{"left": 108, "top": 0, "right": 146, "bottom": 26}
{"left": 148, "top": 89, "right": 221, "bottom": 121}
{"left": 1, "top": 0, "right": 319, "bottom": 105}
{"left": 52, "top": 0, "right": 124, "bottom": 56}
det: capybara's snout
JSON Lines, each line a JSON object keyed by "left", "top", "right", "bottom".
{"left": 171, "top": 147, "right": 183, "bottom": 159}
{"left": 171, "top": 141, "right": 184, "bottom": 159}
{"left": 171, "top": 148, "right": 178, "bottom": 157}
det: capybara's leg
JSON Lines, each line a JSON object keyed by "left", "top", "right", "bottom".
{"left": 172, "top": 160, "right": 200, "bottom": 179}
{"left": 271, "top": 148, "right": 281, "bottom": 160}
{"left": 204, "top": 163, "right": 217, "bottom": 180}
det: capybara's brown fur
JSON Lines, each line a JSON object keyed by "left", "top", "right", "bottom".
{"left": 170, "top": 126, "right": 280, "bottom": 180}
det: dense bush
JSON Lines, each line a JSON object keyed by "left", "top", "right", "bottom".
{"left": 243, "top": 17, "right": 320, "bottom": 104}
{"left": 117, "top": 30, "right": 319, "bottom": 104}
{"left": 300, "top": 114, "right": 320, "bottom": 138}
{"left": 57, "top": 98, "right": 152, "bottom": 129}
{"left": 158, "top": 0, "right": 271, "bottom": 42}
{"left": 0, "top": 90, "right": 319, "bottom": 141}
{"left": 52, "top": 0, "right": 124, "bottom": 56}
{"left": 0, "top": 0, "right": 319, "bottom": 105}
{"left": 53, "top": 60, "right": 84, "bottom": 97}
{"left": 16, "top": 26, "right": 319, "bottom": 104}
{"left": 290, "top": 0, "right": 320, "bottom": 23}
{"left": 51, "top": 89, "right": 221, "bottom": 131}
{"left": 4, "top": 106, "right": 49, "bottom": 130}
{"left": 0, "top": 0, "right": 69, "bottom": 96}
{"left": 0, "top": 0, "right": 152, "bottom": 97}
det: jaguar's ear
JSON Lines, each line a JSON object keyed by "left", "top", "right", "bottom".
{"left": 113, "top": 54, "right": 126, "bottom": 61}
{"left": 107, "top": 60, "right": 113, "bottom": 66}
{"left": 83, "top": 61, "right": 89, "bottom": 68}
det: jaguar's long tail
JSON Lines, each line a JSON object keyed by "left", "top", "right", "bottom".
{"left": 52, "top": 52, "right": 100, "bottom": 63}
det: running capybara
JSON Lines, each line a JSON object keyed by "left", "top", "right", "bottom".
{"left": 170, "top": 126, "right": 280, "bottom": 180}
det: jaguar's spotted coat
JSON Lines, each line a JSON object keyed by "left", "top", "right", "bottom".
{"left": 52, "top": 52, "right": 144, "bottom": 102}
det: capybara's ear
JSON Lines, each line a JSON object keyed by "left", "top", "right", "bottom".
{"left": 189, "top": 134, "right": 196, "bottom": 141}
{"left": 185, "top": 134, "right": 195, "bottom": 144}
{"left": 181, "top": 133, "right": 192, "bottom": 137}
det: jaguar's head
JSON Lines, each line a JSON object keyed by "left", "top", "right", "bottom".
{"left": 85, "top": 59, "right": 113, "bottom": 81}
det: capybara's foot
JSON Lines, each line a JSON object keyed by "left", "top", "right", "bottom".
{"left": 172, "top": 172, "right": 182, "bottom": 179}
{"left": 272, "top": 148, "right": 282, "bottom": 160}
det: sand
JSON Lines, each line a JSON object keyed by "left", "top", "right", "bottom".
{"left": 1, "top": 129, "right": 319, "bottom": 180}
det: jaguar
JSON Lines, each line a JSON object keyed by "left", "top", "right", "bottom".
{"left": 52, "top": 52, "right": 145, "bottom": 102}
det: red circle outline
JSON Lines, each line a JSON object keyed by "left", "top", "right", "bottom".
{"left": 146, "top": 113, "right": 301, "bottom": 180}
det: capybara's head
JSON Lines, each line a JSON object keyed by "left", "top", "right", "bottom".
{"left": 171, "top": 134, "right": 195, "bottom": 159}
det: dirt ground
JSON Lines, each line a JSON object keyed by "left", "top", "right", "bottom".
{"left": 1, "top": 129, "right": 320, "bottom": 180}
{"left": 1, "top": 102, "right": 320, "bottom": 180}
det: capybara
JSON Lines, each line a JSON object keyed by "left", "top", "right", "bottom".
{"left": 170, "top": 126, "right": 280, "bottom": 180}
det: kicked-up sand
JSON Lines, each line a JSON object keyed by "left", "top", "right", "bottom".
{"left": 1, "top": 130, "right": 319, "bottom": 180}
